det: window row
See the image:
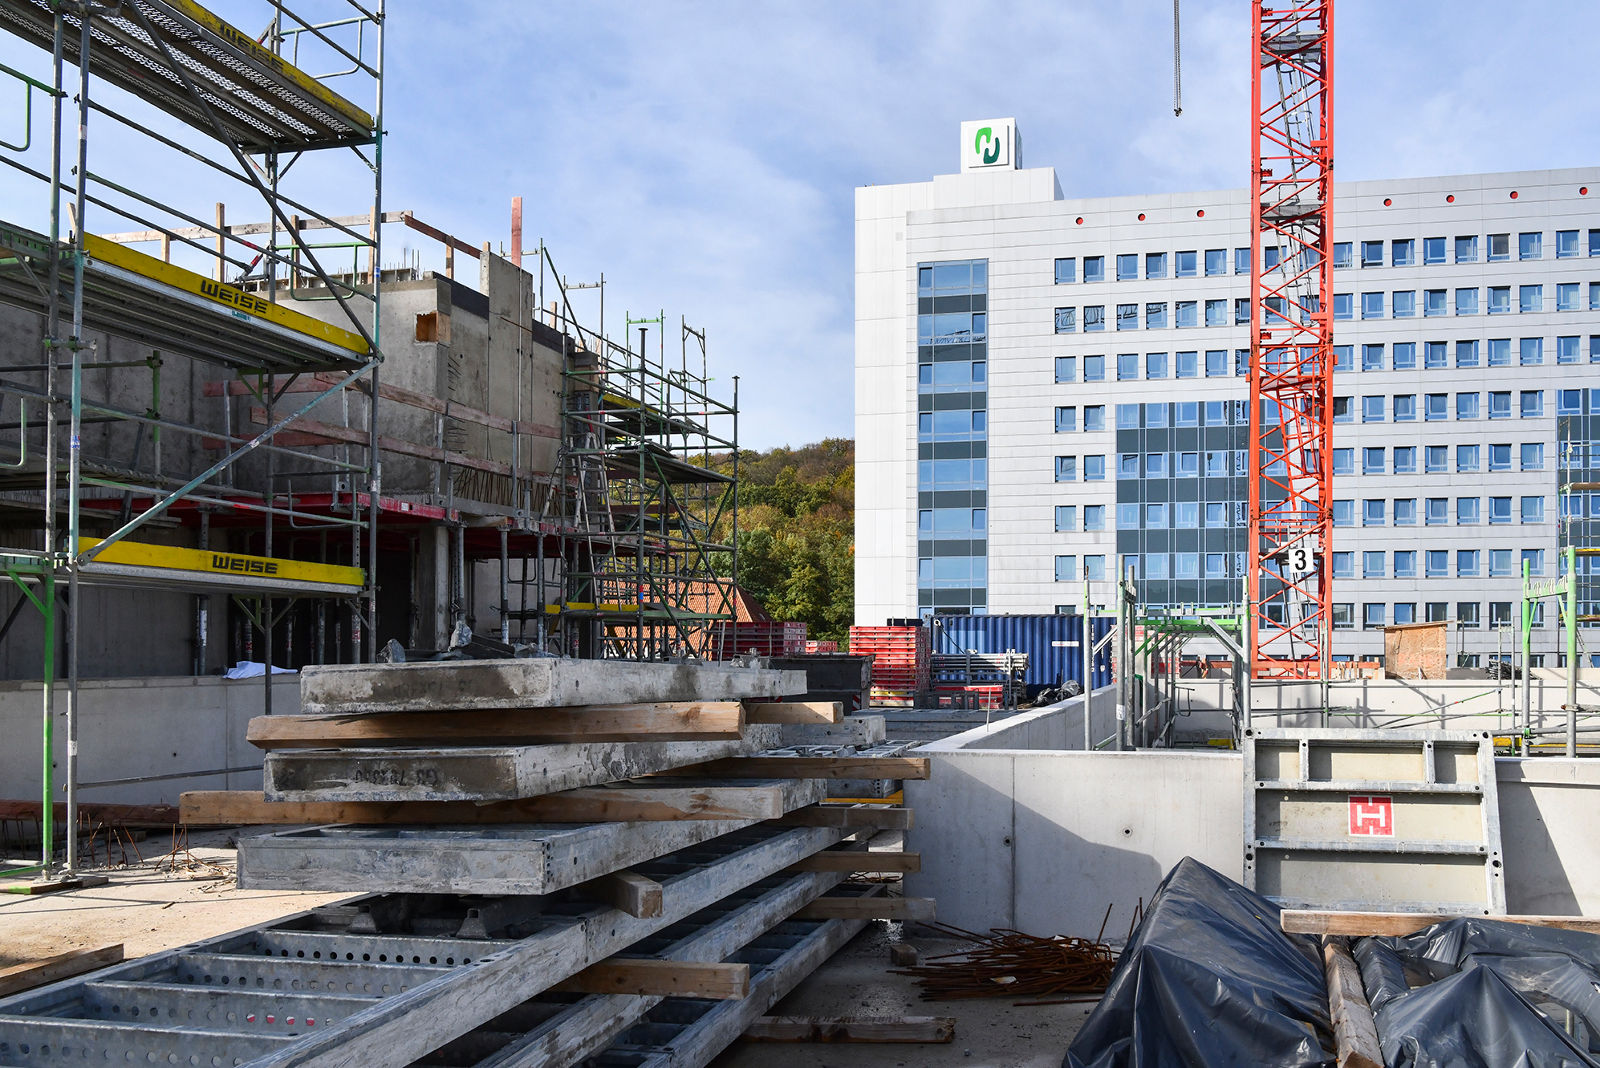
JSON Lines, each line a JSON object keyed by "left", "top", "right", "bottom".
{"left": 1109, "top": 501, "right": 1243, "bottom": 529}
{"left": 1054, "top": 351, "right": 1241, "bottom": 381}
{"left": 1336, "top": 598, "right": 1548, "bottom": 632}
{"left": 1333, "top": 390, "right": 1550, "bottom": 422}
{"left": 1333, "top": 337, "right": 1600, "bottom": 371}
{"left": 1333, "top": 548, "right": 1546, "bottom": 580}
{"left": 1330, "top": 496, "right": 1547, "bottom": 527}
{"left": 1331, "top": 443, "right": 1545, "bottom": 474}
{"left": 1333, "top": 284, "right": 1600, "bottom": 319}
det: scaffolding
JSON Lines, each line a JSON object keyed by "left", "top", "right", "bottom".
{"left": 0, "top": 0, "right": 385, "bottom": 882}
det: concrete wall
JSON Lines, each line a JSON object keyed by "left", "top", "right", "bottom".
{"left": 907, "top": 703, "right": 1600, "bottom": 937}
{"left": 0, "top": 675, "right": 298, "bottom": 806}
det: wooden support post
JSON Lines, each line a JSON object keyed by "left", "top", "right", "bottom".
{"left": 1283, "top": 909, "right": 1600, "bottom": 938}
{"left": 689, "top": 757, "right": 930, "bottom": 781}
{"left": 744, "top": 701, "right": 842, "bottom": 725}
{"left": 585, "top": 870, "right": 664, "bottom": 919}
{"left": 791, "top": 851, "right": 920, "bottom": 874}
{"left": 741, "top": 1016, "right": 955, "bottom": 1044}
{"left": 0, "top": 945, "right": 124, "bottom": 998}
{"left": 776, "top": 804, "right": 914, "bottom": 831}
{"left": 795, "top": 897, "right": 935, "bottom": 922}
{"left": 555, "top": 959, "right": 750, "bottom": 1000}
{"left": 1323, "top": 938, "right": 1384, "bottom": 1068}
{"left": 246, "top": 701, "right": 745, "bottom": 749}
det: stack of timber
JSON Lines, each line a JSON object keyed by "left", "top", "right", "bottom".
{"left": 91, "top": 657, "right": 941, "bottom": 1066}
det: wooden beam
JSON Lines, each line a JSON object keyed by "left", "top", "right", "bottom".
{"left": 246, "top": 701, "right": 745, "bottom": 750}
{"left": 182, "top": 781, "right": 808, "bottom": 826}
{"left": 1282, "top": 909, "right": 1600, "bottom": 937}
{"left": 744, "top": 701, "right": 842, "bottom": 725}
{"left": 795, "top": 897, "right": 935, "bottom": 922}
{"left": 689, "top": 757, "right": 930, "bottom": 781}
{"left": 777, "top": 804, "right": 914, "bottom": 831}
{"left": 0, "top": 945, "right": 124, "bottom": 998}
{"left": 741, "top": 1016, "right": 955, "bottom": 1044}
{"left": 555, "top": 959, "right": 750, "bottom": 1000}
{"left": 1323, "top": 939, "right": 1383, "bottom": 1068}
{"left": 792, "top": 851, "right": 921, "bottom": 874}
{"left": 585, "top": 870, "right": 664, "bottom": 919}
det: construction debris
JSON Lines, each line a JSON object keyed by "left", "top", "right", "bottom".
{"left": 891, "top": 922, "right": 1116, "bottom": 1002}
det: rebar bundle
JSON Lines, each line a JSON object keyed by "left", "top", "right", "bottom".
{"left": 893, "top": 921, "right": 1118, "bottom": 1002}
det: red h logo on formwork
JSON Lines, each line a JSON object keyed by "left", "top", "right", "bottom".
{"left": 1347, "top": 795, "right": 1393, "bottom": 837}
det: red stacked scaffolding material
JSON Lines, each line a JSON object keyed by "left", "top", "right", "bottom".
{"left": 709, "top": 620, "right": 808, "bottom": 659}
{"left": 803, "top": 640, "right": 839, "bottom": 653}
{"left": 848, "top": 626, "right": 930, "bottom": 706}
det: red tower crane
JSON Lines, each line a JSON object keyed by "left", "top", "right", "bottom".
{"left": 1248, "top": 2, "right": 1334, "bottom": 679}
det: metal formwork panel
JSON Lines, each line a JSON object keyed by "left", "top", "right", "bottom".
{"left": 1242, "top": 727, "right": 1505, "bottom": 914}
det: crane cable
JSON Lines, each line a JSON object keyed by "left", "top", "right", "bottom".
{"left": 1173, "top": 0, "right": 1183, "bottom": 116}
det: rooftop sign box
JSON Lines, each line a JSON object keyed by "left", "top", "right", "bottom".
{"left": 960, "top": 118, "right": 1020, "bottom": 171}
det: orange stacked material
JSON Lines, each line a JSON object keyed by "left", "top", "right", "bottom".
{"left": 711, "top": 621, "right": 809, "bottom": 659}
{"left": 803, "top": 640, "right": 839, "bottom": 654}
{"left": 848, "top": 626, "right": 929, "bottom": 706}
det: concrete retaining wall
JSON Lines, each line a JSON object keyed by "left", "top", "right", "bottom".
{"left": 907, "top": 702, "right": 1600, "bottom": 937}
{"left": 0, "top": 675, "right": 297, "bottom": 806}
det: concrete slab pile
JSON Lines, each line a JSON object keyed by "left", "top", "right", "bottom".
{"left": 0, "top": 658, "right": 943, "bottom": 1065}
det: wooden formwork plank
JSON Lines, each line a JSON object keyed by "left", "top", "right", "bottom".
{"left": 776, "top": 804, "right": 914, "bottom": 831}
{"left": 0, "top": 946, "right": 124, "bottom": 998}
{"left": 791, "top": 851, "right": 921, "bottom": 874}
{"left": 794, "top": 897, "right": 934, "bottom": 922}
{"left": 246, "top": 702, "right": 745, "bottom": 749}
{"left": 1323, "top": 938, "right": 1384, "bottom": 1068}
{"left": 743, "top": 701, "right": 842, "bottom": 725}
{"left": 585, "top": 870, "right": 664, "bottom": 919}
{"left": 1282, "top": 909, "right": 1600, "bottom": 937}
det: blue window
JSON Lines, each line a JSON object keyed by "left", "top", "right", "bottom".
{"left": 1395, "top": 499, "right": 1417, "bottom": 525}
{"left": 1392, "top": 290, "right": 1416, "bottom": 318}
{"left": 1489, "top": 444, "right": 1512, "bottom": 472}
{"left": 1519, "top": 285, "right": 1543, "bottom": 313}
{"left": 1175, "top": 351, "right": 1198, "bottom": 379}
{"left": 1142, "top": 351, "right": 1167, "bottom": 379}
{"left": 1332, "top": 448, "right": 1354, "bottom": 475}
{"left": 1424, "top": 342, "right": 1447, "bottom": 368}
{"left": 1423, "top": 236, "right": 1446, "bottom": 264}
{"left": 1364, "top": 604, "right": 1386, "bottom": 630}
{"left": 1174, "top": 301, "right": 1197, "bottom": 328}
{"left": 1084, "top": 556, "right": 1106, "bottom": 581}
{"left": 1084, "top": 256, "right": 1105, "bottom": 282}
{"left": 1333, "top": 242, "right": 1353, "bottom": 268}
{"left": 1488, "top": 391, "right": 1511, "bottom": 419}
{"left": 1235, "top": 247, "right": 1251, "bottom": 274}
{"left": 1522, "top": 443, "right": 1544, "bottom": 470}
{"left": 1557, "top": 282, "right": 1580, "bottom": 311}
{"left": 1333, "top": 293, "right": 1353, "bottom": 320}
{"left": 1055, "top": 406, "right": 1077, "bottom": 433}
{"left": 1425, "top": 446, "right": 1447, "bottom": 473}
{"left": 1145, "top": 453, "right": 1168, "bottom": 477}
{"left": 1147, "top": 252, "right": 1168, "bottom": 279}
{"left": 1458, "top": 550, "right": 1481, "bottom": 578}
{"left": 1361, "top": 240, "right": 1383, "bottom": 267}
{"left": 1146, "top": 503, "right": 1168, "bottom": 527}
{"left": 1524, "top": 549, "right": 1545, "bottom": 576}
{"left": 1332, "top": 552, "right": 1354, "bottom": 578}
{"left": 1146, "top": 302, "right": 1168, "bottom": 328}
{"left": 1363, "top": 447, "right": 1385, "bottom": 473}
{"left": 1362, "top": 395, "right": 1385, "bottom": 422}
{"left": 1361, "top": 344, "right": 1384, "bottom": 371}
{"left": 1205, "top": 451, "right": 1227, "bottom": 477}
{"left": 1519, "top": 232, "right": 1542, "bottom": 260}
{"left": 1333, "top": 346, "right": 1354, "bottom": 373}
{"left": 1117, "top": 304, "right": 1138, "bottom": 330}
{"left": 1118, "top": 453, "right": 1139, "bottom": 480}
{"left": 1489, "top": 233, "right": 1510, "bottom": 261}
{"left": 1489, "top": 549, "right": 1514, "bottom": 576}
{"left": 1394, "top": 447, "right": 1416, "bottom": 473}
{"left": 1055, "top": 505, "right": 1077, "bottom": 531}
{"left": 1456, "top": 288, "right": 1478, "bottom": 315}
{"left": 1363, "top": 550, "right": 1386, "bottom": 577}
{"left": 1522, "top": 496, "right": 1545, "bottom": 523}
{"left": 1054, "top": 456, "right": 1077, "bottom": 482}
{"left": 1204, "top": 249, "right": 1226, "bottom": 276}
{"left": 1085, "top": 405, "right": 1105, "bottom": 431}
{"left": 1205, "top": 553, "right": 1226, "bottom": 578}
{"left": 1394, "top": 604, "right": 1416, "bottom": 626}
{"left": 1332, "top": 500, "right": 1354, "bottom": 527}
{"left": 1593, "top": 283, "right": 1600, "bottom": 310}
{"left": 1487, "top": 286, "right": 1510, "bottom": 314}
{"left": 1205, "top": 502, "right": 1227, "bottom": 527}
{"left": 1116, "top": 254, "right": 1138, "bottom": 281}
{"left": 1146, "top": 403, "right": 1169, "bottom": 428}
{"left": 1362, "top": 292, "right": 1384, "bottom": 319}
{"left": 1395, "top": 550, "right": 1417, "bottom": 577}
{"left": 1054, "top": 307, "right": 1076, "bottom": 333}
{"left": 1392, "top": 239, "right": 1415, "bottom": 266}
{"left": 1084, "top": 355, "right": 1105, "bottom": 381}
{"left": 1458, "top": 497, "right": 1480, "bottom": 524}
{"left": 1116, "top": 503, "right": 1139, "bottom": 529}
{"left": 1456, "top": 235, "right": 1478, "bottom": 263}
{"left": 1487, "top": 338, "right": 1511, "bottom": 366}
{"left": 1055, "top": 356, "right": 1076, "bottom": 382}
{"left": 1488, "top": 496, "right": 1512, "bottom": 524}
{"left": 1084, "top": 306, "right": 1106, "bottom": 332}
{"left": 1520, "top": 337, "right": 1543, "bottom": 365}
{"left": 1456, "top": 340, "right": 1479, "bottom": 368}
{"left": 1426, "top": 499, "right": 1448, "bottom": 526}
{"left": 1204, "top": 299, "right": 1227, "bottom": 327}
{"left": 1426, "top": 549, "right": 1449, "bottom": 576}
{"left": 1457, "top": 444, "right": 1480, "bottom": 471}
{"left": 1116, "top": 404, "right": 1140, "bottom": 429}
{"left": 1205, "top": 349, "right": 1228, "bottom": 377}
{"left": 1424, "top": 289, "right": 1446, "bottom": 316}
{"left": 1084, "top": 504, "right": 1106, "bottom": 531}
{"left": 1363, "top": 500, "right": 1386, "bottom": 526}
{"left": 1557, "top": 336, "right": 1580, "bottom": 364}
{"left": 1456, "top": 393, "right": 1480, "bottom": 420}
{"left": 1176, "top": 251, "right": 1198, "bottom": 277}
{"left": 1054, "top": 258, "right": 1076, "bottom": 284}
{"left": 1392, "top": 343, "right": 1416, "bottom": 370}
{"left": 1055, "top": 556, "right": 1077, "bottom": 582}
{"left": 1084, "top": 455, "right": 1106, "bottom": 481}
{"left": 1175, "top": 502, "right": 1198, "bottom": 528}
{"left": 1521, "top": 390, "right": 1543, "bottom": 417}
{"left": 1333, "top": 396, "right": 1354, "bottom": 423}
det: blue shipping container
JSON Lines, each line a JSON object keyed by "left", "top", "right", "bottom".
{"left": 927, "top": 614, "right": 1114, "bottom": 695}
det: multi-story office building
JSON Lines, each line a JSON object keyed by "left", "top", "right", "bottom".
{"left": 855, "top": 118, "right": 1600, "bottom": 664}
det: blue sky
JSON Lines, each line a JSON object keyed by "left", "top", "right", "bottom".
{"left": 4, "top": 2, "right": 1598, "bottom": 449}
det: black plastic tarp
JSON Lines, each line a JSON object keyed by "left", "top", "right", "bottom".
{"left": 1064, "top": 857, "right": 1334, "bottom": 1068}
{"left": 1354, "top": 918, "right": 1600, "bottom": 1067}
